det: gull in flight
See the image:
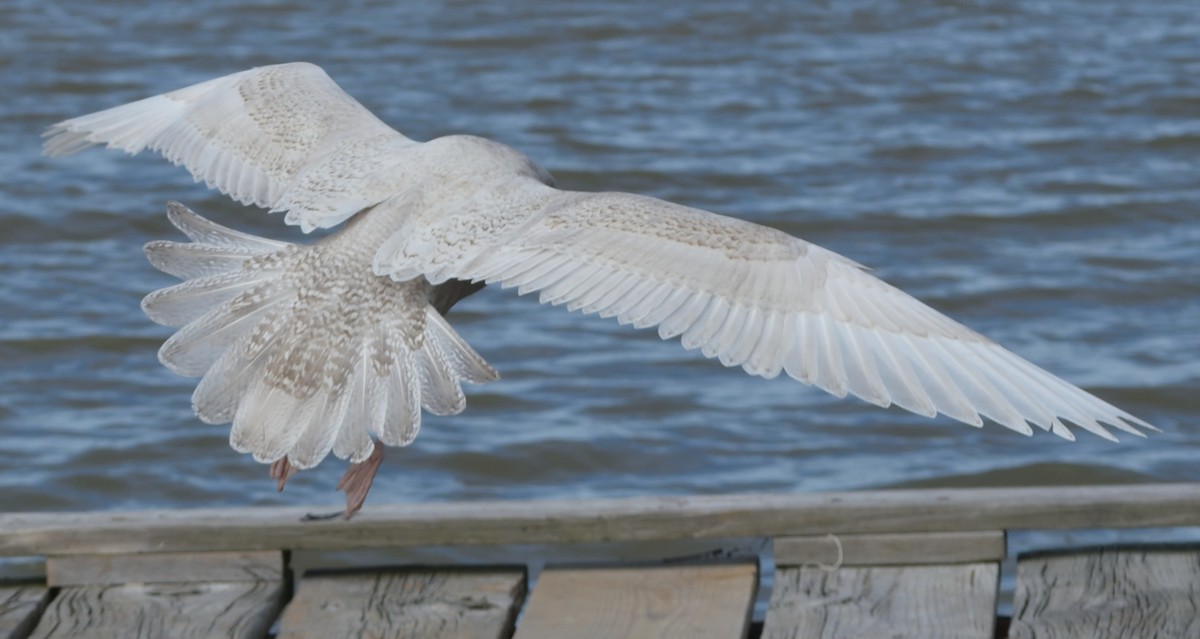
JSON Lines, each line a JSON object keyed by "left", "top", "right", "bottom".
{"left": 44, "top": 62, "right": 1154, "bottom": 517}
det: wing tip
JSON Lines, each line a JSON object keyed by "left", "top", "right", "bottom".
{"left": 42, "top": 124, "right": 94, "bottom": 158}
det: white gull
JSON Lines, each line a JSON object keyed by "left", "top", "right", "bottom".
{"left": 43, "top": 62, "right": 1154, "bottom": 516}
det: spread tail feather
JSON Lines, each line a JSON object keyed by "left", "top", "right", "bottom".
{"left": 144, "top": 202, "right": 498, "bottom": 469}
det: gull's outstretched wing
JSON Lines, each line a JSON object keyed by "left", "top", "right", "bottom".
{"left": 43, "top": 62, "right": 417, "bottom": 231}
{"left": 380, "top": 183, "right": 1154, "bottom": 441}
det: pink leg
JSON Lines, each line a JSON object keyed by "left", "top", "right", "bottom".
{"left": 269, "top": 457, "right": 297, "bottom": 492}
{"left": 336, "top": 443, "right": 385, "bottom": 519}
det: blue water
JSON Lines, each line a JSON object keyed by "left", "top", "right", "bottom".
{"left": 1, "top": 0, "right": 1197, "bottom": 521}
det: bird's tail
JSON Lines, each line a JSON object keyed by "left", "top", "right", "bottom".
{"left": 142, "top": 202, "right": 497, "bottom": 468}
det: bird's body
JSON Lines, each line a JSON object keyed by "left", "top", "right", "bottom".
{"left": 44, "top": 62, "right": 1153, "bottom": 516}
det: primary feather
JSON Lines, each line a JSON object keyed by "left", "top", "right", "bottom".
{"left": 44, "top": 62, "right": 1153, "bottom": 475}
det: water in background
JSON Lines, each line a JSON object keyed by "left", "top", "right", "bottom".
{"left": 1, "top": 0, "right": 1198, "bottom": 520}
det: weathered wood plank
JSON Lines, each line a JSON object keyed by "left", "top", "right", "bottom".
{"left": 47, "top": 550, "right": 282, "bottom": 586}
{"left": 764, "top": 563, "right": 998, "bottom": 639}
{"left": 1010, "top": 547, "right": 1200, "bottom": 639}
{"left": 2, "top": 485, "right": 1198, "bottom": 556}
{"left": 26, "top": 581, "right": 284, "bottom": 639}
{"left": 277, "top": 568, "right": 525, "bottom": 639}
{"left": 775, "top": 531, "right": 1006, "bottom": 566}
{"left": 515, "top": 563, "right": 757, "bottom": 639}
{"left": 0, "top": 584, "right": 51, "bottom": 639}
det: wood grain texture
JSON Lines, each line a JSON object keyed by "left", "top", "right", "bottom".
{"left": 0, "top": 585, "right": 51, "bottom": 639}
{"left": 1010, "top": 547, "right": 1200, "bottom": 639}
{"left": 277, "top": 568, "right": 526, "bottom": 639}
{"left": 775, "top": 531, "right": 1006, "bottom": 566}
{"left": 2, "top": 485, "right": 1198, "bottom": 556}
{"left": 515, "top": 563, "right": 757, "bottom": 639}
{"left": 26, "top": 580, "right": 284, "bottom": 639}
{"left": 764, "top": 563, "right": 998, "bottom": 639}
{"left": 47, "top": 550, "right": 282, "bottom": 586}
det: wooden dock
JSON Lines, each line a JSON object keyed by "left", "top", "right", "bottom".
{"left": 2, "top": 484, "right": 1199, "bottom": 638}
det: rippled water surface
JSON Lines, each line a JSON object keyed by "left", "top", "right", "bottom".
{"left": 2, "top": 0, "right": 1197, "bottom": 518}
